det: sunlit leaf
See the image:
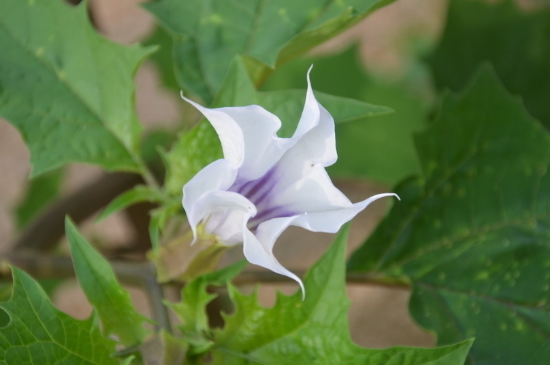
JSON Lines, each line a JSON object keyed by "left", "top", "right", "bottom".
{"left": 66, "top": 218, "right": 149, "bottom": 346}
{"left": 204, "top": 226, "right": 472, "bottom": 364}
{"left": 0, "top": 267, "right": 119, "bottom": 364}
{"left": 0, "top": 0, "right": 153, "bottom": 176}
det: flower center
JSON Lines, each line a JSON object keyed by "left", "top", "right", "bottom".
{"left": 229, "top": 167, "right": 294, "bottom": 231}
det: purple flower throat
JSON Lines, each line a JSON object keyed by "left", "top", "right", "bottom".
{"left": 229, "top": 167, "right": 294, "bottom": 231}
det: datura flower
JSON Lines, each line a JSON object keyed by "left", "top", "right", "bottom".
{"left": 181, "top": 68, "right": 398, "bottom": 296}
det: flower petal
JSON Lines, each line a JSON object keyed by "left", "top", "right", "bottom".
{"left": 290, "top": 66, "right": 337, "bottom": 167}
{"left": 276, "top": 163, "right": 399, "bottom": 232}
{"left": 181, "top": 94, "right": 292, "bottom": 180}
{"left": 185, "top": 189, "right": 256, "bottom": 245}
{"left": 265, "top": 68, "right": 338, "bottom": 191}
{"left": 291, "top": 192, "right": 399, "bottom": 233}
{"left": 242, "top": 222, "right": 305, "bottom": 298}
{"left": 183, "top": 159, "right": 237, "bottom": 213}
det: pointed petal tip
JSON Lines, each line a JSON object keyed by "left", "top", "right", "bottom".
{"left": 289, "top": 273, "right": 306, "bottom": 300}
{"left": 179, "top": 91, "right": 201, "bottom": 109}
{"left": 306, "top": 65, "right": 314, "bottom": 87}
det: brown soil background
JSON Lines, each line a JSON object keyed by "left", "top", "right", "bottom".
{"left": 0, "top": 0, "right": 452, "bottom": 349}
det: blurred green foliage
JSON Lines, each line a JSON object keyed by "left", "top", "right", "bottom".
{"left": 427, "top": 0, "right": 550, "bottom": 127}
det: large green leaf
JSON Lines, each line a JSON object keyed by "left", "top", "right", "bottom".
{"left": 427, "top": 0, "right": 550, "bottom": 128}
{"left": 349, "top": 67, "right": 550, "bottom": 364}
{"left": 0, "top": 0, "right": 153, "bottom": 177}
{"left": 144, "top": 0, "right": 395, "bottom": 103}
{"left": 0, "top": 267, "right": 119, "bottom": 365}
{"left": 163, "top": 57, "right": 390, "bottom": 195}
{"left": 202, "top": 226, "right": 472, "bottom": 364}
{"left": 264, "top": 45, "right": 429, "bottom": 185}
{"left": 66, "top": 218, "right": 148, "bottom": 346}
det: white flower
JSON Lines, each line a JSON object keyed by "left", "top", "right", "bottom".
{"left": 181, "top": 68, "right": 398, "bottom": 296}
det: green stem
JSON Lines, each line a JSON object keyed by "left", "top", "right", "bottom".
{"left": 138, "top": 160, "right": 160, "bottom": 190}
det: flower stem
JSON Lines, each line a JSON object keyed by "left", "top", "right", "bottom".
{"left": 139, "top": 162, "right": 160, "bottom": 190}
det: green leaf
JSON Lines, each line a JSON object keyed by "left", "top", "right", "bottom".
{"left": 65, "top": 217, "right": 148, "bottom": 346}
{"left": 349, "top": 67, "right": 550, "bottom": 364}
{"left": 427, "top": 0, "right": 550, "bottom": 128}
{"left": 264, "top": 45, "right": 429, "bottom": 185}
{"left": 120, "top": 357, "right": 136, "bottom": 365}
{"left": 15, "top": 169, "right": 63, "bottom": 228}
{"left": 0, "top": 267, "right": 119, "bottom": 364}
{"left": 145, "top": 0, "right": 395, "bottom": 102}
{"left": 97, "top": 185, "right": 165, "bottom": 221}
{"left": 163, "top": 57, "right": 390, "bottom": 195}
{"left": 204, "top": 226, "right": 472, "bottom": 364}
{"left": 162, "top": 121, "right": 223, "bottom": 196}
{"left": 167, "top": 261, "right": 247, "bottom": 354}
{"left": 142, "top": 26, "right": 179, "bottom": 91}
{"left": 0, "top": 0, "right": 154, "bottom": 177}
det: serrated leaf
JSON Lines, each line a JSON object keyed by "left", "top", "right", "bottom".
{"left": 168, "top": 261, "right": 247, "bottom": 339}
{"left": 145, "top": 0, "right": 395, "bottom": 102}
{"left": 204, "top": 226, "right": 472, "bottom": 365}
{"left": 66, "top": 218, "right": 148, "bottom": 346}
{"left": 349, "top": 67, "right": 550, "bottom": 364}
{"left": 15, "top": 169, "right": 63, "bottom": 228}
{"left": 0, "top": 267, "right": 119, "bottom": 365}
{"left": 0, "top": 0, "right": 153, "bottom": 177}
{"left": 264, "top": 44, "right": 429, "bottom": 184}
{"left": 98, "top": 185, "right": 165, "bottom": 221}
{"left": 163, "top": 57, "right": 390, "bottom": 195}
{"left": 162, "top": 121, "right": 223, "bottom": 196}
{"left": 427, "top": 0, "right": 550, "bottom": 127}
